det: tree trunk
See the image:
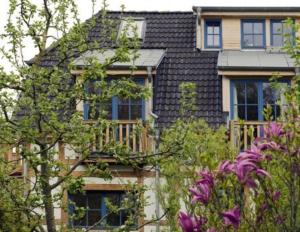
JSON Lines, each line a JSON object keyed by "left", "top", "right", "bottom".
{"left": 40, "top": 147, "right": 57, "bottom": 232}
{"left": 42, "top": 184, "right": 56, "bottom": 232}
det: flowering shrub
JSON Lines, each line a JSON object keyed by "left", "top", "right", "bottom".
{"left": 179, "top": 121, "right": 300, "bottom": 231}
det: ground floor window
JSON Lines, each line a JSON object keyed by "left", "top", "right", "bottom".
{"left": 230, "top": 79, "right": 288, "bottom": 120}
{"left": 68, "top": 191, "right": 135, "bottom": 229}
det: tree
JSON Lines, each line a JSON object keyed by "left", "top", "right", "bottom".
{"left": 0, "top": 0, "right": 150, "bottom": 231}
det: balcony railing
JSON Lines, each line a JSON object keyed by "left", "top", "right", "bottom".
{"left": 86, "top": 120, "right": 154, "bottom": 157}
{"left": 230, "top": 121, "right": 269, "bottom": 151}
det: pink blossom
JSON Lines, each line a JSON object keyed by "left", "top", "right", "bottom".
{"left": 190, "top": 171, "right": 214, "bottom": 205}
{"left": 272, "top": 191, "right": 281, "bottom": 201}
{"left": 221, "top": 206, "right": 241, "bottom": 229}
{"left": 264, "top": 122, "right": 285, "bottom": 138}
{"left": 178, "top": 211, "right": 206, "bottom": 232}
{"left": 218, "top": 160, "right": 235, "bottom": 174}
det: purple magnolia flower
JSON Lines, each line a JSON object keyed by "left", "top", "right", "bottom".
{"left": 272, "top": 191, "right": 281, "bottom": 201}
{"left": 235, "top": 159, "right": 257, "bottom": 183}
{"left": 189, "top": 183, "right": 211, "bottom": 205}
{"left": 178, "top": 211, "right": 206, "bottom": 232}
{"left": 197, "top": 170, "right": 214, "bottom": 187}
{"left": 237, "top": 151, "right": 262, "bottom": 162}
{"left": 190, "top": 171, "right": 214, "bottom": 205}
{"left": 218, "top": 160, "right": 235, "bottom": 174}
{"left": 264, "top": 122, "right": 285, "bottom": 138}
{"left": 259, "top": 141, "right": 282, "bottom": 151}
{"left": 221, "top": 206, "right": 241, "bottom": 229}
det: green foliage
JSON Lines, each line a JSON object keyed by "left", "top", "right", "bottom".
{"left": 158, "top": 118, "right": 234, "bottom": 231}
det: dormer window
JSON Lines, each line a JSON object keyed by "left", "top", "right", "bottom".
{"left": 241, "top": 20, "right": 265, "bottom": 49}
{"left": 118, "top": 17, "right": 146, "bottom": 40}
{"left": 270, "top": 19, "right": 294, "bottom": 47}
{"left": 204, "top": 20, "right": 222, "bottom": 49}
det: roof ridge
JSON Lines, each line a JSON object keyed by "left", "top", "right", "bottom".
{"left": 106, "top": 10, "right": 193, "bottom": 14}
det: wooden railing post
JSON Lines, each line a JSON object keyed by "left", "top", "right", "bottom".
{"left": 230, "top": 121, "right": 269, "bottom": 151}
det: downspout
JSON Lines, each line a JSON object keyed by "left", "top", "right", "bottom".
{"left": 147, "top": 66, "right": 160, "bottom": 232}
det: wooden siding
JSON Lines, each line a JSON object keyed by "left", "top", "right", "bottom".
{"left": 201, "top": 16, "right": 300, "bottom": 50}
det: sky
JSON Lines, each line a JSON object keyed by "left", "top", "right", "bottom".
{"left": 1, "top": 0, "right": 300, "bottom": 70}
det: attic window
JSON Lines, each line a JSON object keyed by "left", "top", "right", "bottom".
{"left": 118, "top": 18, "right": 146, "bottom": 40}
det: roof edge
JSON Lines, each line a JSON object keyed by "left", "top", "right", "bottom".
{"left": 192, "top": 6, "right": 300, "bottom": 13}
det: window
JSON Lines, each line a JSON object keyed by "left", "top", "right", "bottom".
{"left": 271, "top": 19, "right": 294, "bottom": 47}
{"left": 85, "top": 80, "right": 112, "bottom": 120}
{"left": 118, "top": 18, "right": 146, "bottom": 40}
{"left": 69, "top": 191, "right": 135, "bottom": 229}
{"left": 241, "top": 20, "right": 265, "bottom": 48}
{"left": 84, "top": 79, "right": 145, "bottom": 120}
{"left": 204, "top": 20, "right": 222, "bottom": 48}
{"left": 230, "top": 80, "right": 288, "bottom": 121}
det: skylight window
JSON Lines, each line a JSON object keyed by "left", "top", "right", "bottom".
{"left": 118, "top": 17, "right": 146, "bottom": 40}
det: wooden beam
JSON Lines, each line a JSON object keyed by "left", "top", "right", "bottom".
{"left": 202, "top": 12, "right": 300, "bottom": 17}
{"left": 71, "top": 69, "right": 155, "bottom": 76}
{"left": 219, "top": 70, "right": 295, "bottom": 76}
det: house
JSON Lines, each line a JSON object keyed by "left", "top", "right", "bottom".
{"left": 6, "top": 6, "right": 300, "bottom": 232}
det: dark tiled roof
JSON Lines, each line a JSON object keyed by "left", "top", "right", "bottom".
{"left": 34, "top": 11, "right": 226, "bottom": 129}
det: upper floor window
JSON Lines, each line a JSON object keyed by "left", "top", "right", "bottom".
{"left": 241, "top": 20, "right": 265, "bottom": 49}
{"left": 230, "top": 79, "right": 288, "bottom": 121}
{"left": 69, "top": 191, "right": 136, "bottom": 229}
{"left": 271, "top": 19, "right": 294, "bottom": 47}
{"left": 118, "top": 18, "right": 146, "bottom": 40}
{"left": 204, "top": 20, "right": 222, "bottom": 49}
{"left": 84, "top": 79, "right": 145, "bottom": 121}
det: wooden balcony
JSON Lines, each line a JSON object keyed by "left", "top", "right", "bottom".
{"left": 85, "top": 120, "right": 154, "bottom": 158}
{"left": 229, "top": 121, "right": 269, "bottom": 151}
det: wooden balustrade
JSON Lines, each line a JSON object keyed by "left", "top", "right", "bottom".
{"left": 229, "top": 121, "right": 269, "bottom": 151}
{"left": 86, "top": 120, "right": 153, "bottom": 156}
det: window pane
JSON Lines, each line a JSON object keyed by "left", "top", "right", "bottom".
{"left": 237, "top": 105, "right": 246, "bottom": 120}
{"left": 273, "top": 22, "right": 283, "bottom": 34}
{"left": 88, "top": 193, "right": 101, "bottom": 209}
{"left": 253, "top": 34, "right": 263, "bottom": 47}
{"left": 263, "top": 83, "right": 276, "bottom": 104}
{"left": 106, "top": 194, "right": 121, "bottom": 226}
{"left": 254, "top": 22, "right": 263, "bottom": 34}
{"left": 243, "top": 35, "right": 253, "bottom": 47}
{"left": 214, "top": 35, "right": 220, "bottom": 46}
{"left": 74, "top": 213, "right": 87, "bottom": 227}
{"left": 243, "top": 23, "right": 253, "bottom": 33}
{"left": 283, "top": 24, "right": 292, "bottom": 34}
{"left": 276, "top": 105, "right": 281, "bottom": 118}
{"left": 247, "top": 105, "right": 258, "bottom": 120}
{"left": 234, "top": 82, "right": 245, "bottom": 104}
{"left": 118, "top": 105, "right": 130, "bottom": 120}
{"left": 246, "top": 83, "right": 258, "bottom": 104}
{"left": 88, "top": 211, "right": 101, "bottom": 226}
{"left": 213, "top": 26, "right": 220, "bottom": 34}
{"left": 207, "top": 26, "right": 214, "bottom": 34}
{"left": 131, "top": 105, "right": 142, "bottom": 119}
{"left": 72, "top": 195, "right": 86, "bottom": 208}
{"left": 207, "top": 35, "right": 214, "bottom": 46}
{"left": 273, "top": 34, "right": 283, "bottom": 46}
